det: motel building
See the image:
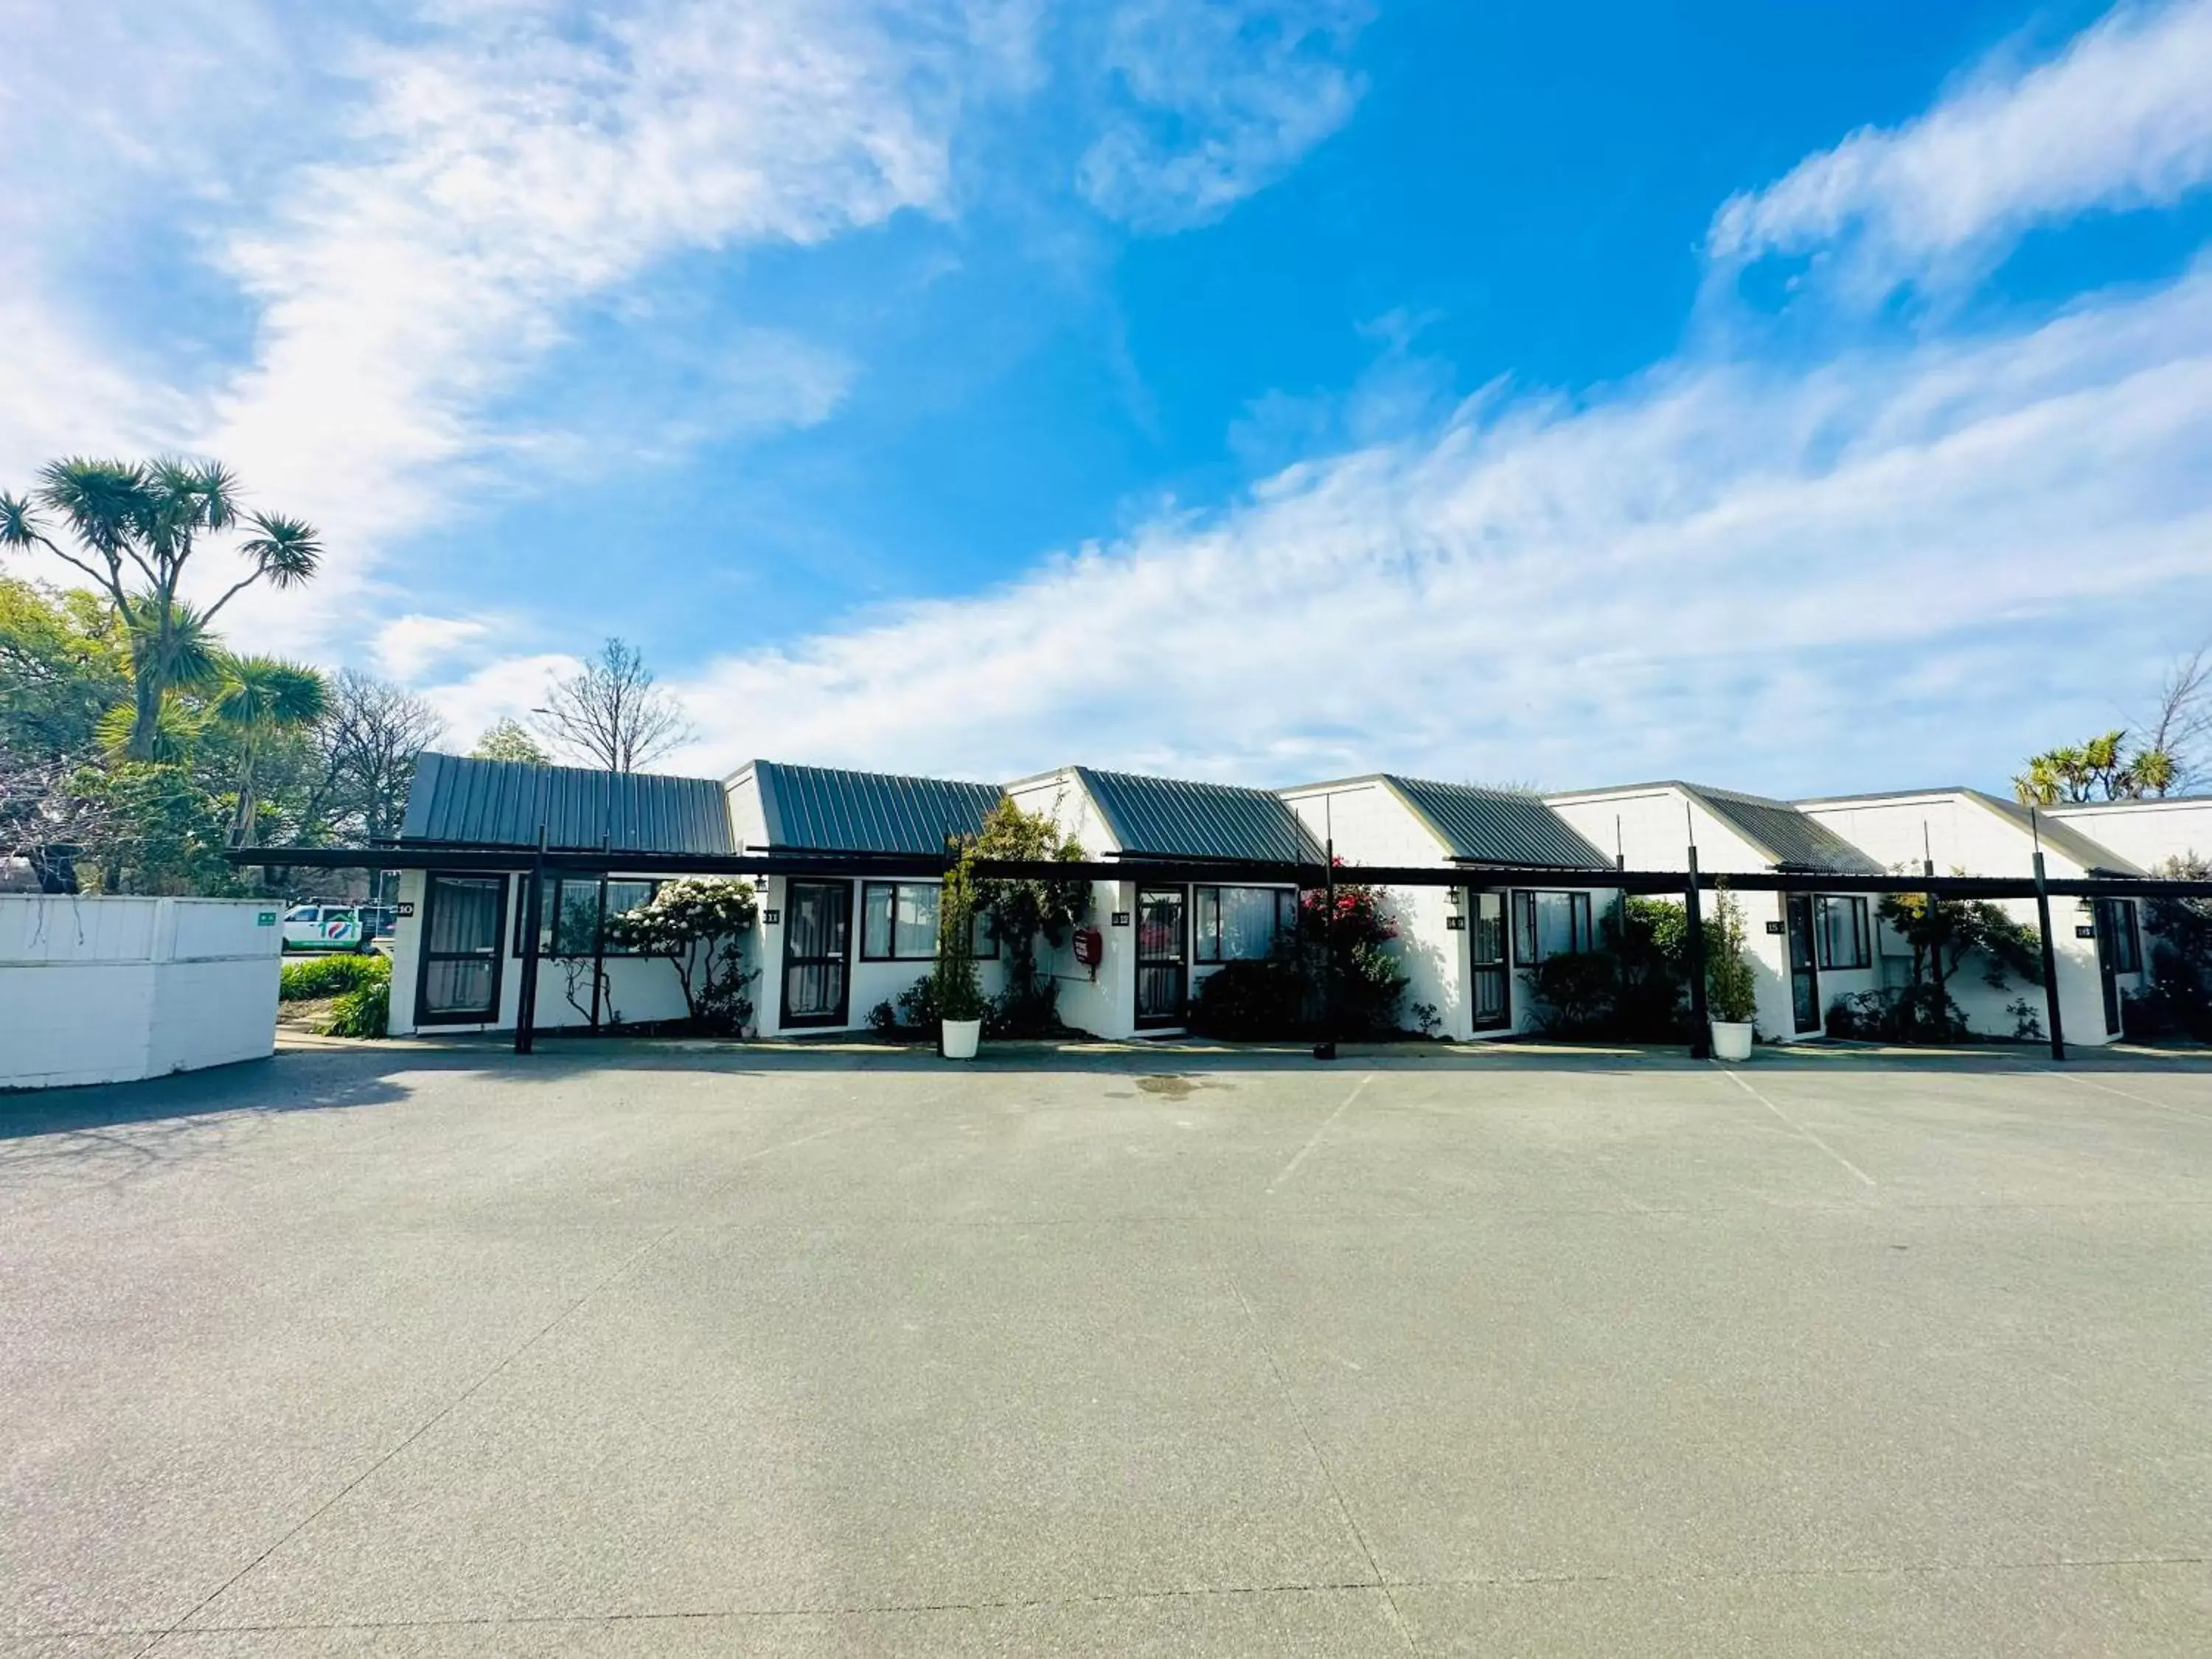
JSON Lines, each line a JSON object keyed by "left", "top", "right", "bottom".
{"left": 1541, "top": 781, "right": 1890, "bottom": 1043}
{"left": 1276, "top": 774, "right": 1620, "bottom": 1041}
{"left": 374, "top": 749, "right": 2185, "bottom": 1050}
{"left": 1796, "top": 789, "right": 2149, "bottom": 1047}
{"left": 1004, "top": 766, "right": 1317, "bottom": 1040}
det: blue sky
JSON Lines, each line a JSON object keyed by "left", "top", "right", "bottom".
{"left": 5, "top": 0, "right": 2212, "bottom": 794}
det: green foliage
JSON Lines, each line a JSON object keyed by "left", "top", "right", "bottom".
{"left": 2139, "top": 853, "right": 2212, "bottom": 1039}
{"left": 324, "top": 978, "right": 390, "bottom": 1038}
{"left": 1527, "top": 948, "right": 1619, "bottom": 1034}
{"left": 605, "top": 877, "right": 759, "bottom": 1034}
{"left": 1872, "top": 879, "right": 2044, "bottom": 1040}
{"left": 470, "top": 718, "right": 549, "bottom": 764}
{"left": 2014, "top": 729, "right": 2177, "bottom": 805}
{"left": 1189, "top": 957, "right": 1304, "bottom": 1040}
{"left": 1705, "top": 885, "right": 1759, "bottom": 1026}
{"left": 931, "top": 846, "right": 988, "bottom": 1025}
{"left": 970, "top": 796, "right": 1088, "bottom": 1035}
{"left": 1305, "top": 876, "right": 1409, "bottom": 1039}
{"left": 280, "top": 953, "right": 387, "bottom": 1001}
{"left": 868, "top": 975, "right": 945, "bottom": 1040}
{"left": 1, "top": 457, "right": 323, "bottom": 760}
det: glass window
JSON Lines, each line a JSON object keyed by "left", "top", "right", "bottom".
{"left": 2099, "top": 899, "right": 2142, "bottom": 974}
{"left": 1512, "top": 891, "right": 1592, "bottom": 964}
{"left": 1815, "top": 895, "right": 1871, "bottom": 970}
{"left": 285, "top": 906, "right": 317, "bottom": 922}
{"left": 1194, "top": 886, "right": 1295, "bottom": 963}
{"left": 517, "top": 877, "right": 662, "bottom": 957}
{"left": 599, "top": 880, "right": 659, "bottom": 955}
{"left": 861, "top": 881, "right": 940, "bottom": 961}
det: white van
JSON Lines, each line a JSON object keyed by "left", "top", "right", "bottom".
{"left": 281, "top": 904, "right": 369, "bottom": 953}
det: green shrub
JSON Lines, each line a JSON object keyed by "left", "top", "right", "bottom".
{"left": 324, "top": 978, "right": 389, "bottom": 1037}
{"left": 1527, "top": 949, "right": 1618, "bottom": 1034}
{"left": 280, "top": 953, "right": 388, "bottom": 1001}
{"left": 1190, "top": 959, "right": 1304, "bottom": 1040}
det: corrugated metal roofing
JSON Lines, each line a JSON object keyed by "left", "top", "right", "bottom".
{"left": 397, "top": 752, "right": 735, "bottom": 855}
{"left": 1383, "top": 776, "right": 1613, "bottom": 869}
{"left": 1691, "top": 785, "right": 1884, "bottom": 876}
{"left": 1078, "top": 768, "right": 1322, "bottom": 863}
{"left": 752, "top": 760, "right": 1002, "bottom": 855}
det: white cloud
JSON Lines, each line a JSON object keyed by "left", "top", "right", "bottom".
{"left": 372, "top": 613, "right": 492, "bottom": 681}
{"left": 1079, "top": 0, "right": 1371, "bottom": 232}
{"left": 1709, "top": 0, "right": 2212, "bottom": 296}
{"left": 2, "top": 0, "right": 1033, "bottom": 649}
{"left": 661, "top": 257, "right": 2212, "bottom": 793}
{"left": 415, "top": 652, "right": 585, "bottom": 755}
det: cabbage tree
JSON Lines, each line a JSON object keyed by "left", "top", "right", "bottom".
{"left": 0, "top": 458, "right": 322, "bottom": 759}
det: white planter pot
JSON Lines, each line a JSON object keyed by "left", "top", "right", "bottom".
{"left": 941, "top": 1018, "right": 982, "bottom": 1060}
{"left": 1710, "top": 1020, "right": 1754, "bottom": 1062}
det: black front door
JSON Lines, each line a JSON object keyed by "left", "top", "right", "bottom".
{"left": 2093, "top": 898, "right": 2126, "bottom": 1036}
{"left": 1468, "top": 891, "right": 1509, "bottom": 1031}
{"left": 782, "top": 881, "right": 852, "bottom": 1028}
{"left": 1135, "top": 886, "right": 1188, "bottom": 1028}
{"left": 1784, "top": 894, "right": 1820, "bottom": 1035}
{"left": 417, "top": 873, "right": 507, "bottom": 1024}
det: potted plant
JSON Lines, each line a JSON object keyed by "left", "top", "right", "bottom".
{"left": 1706, "top": 884, "right": 1759, "bottom": 1061}
{"left": 933, "top": 843, "right": 987, "bottom": 1059}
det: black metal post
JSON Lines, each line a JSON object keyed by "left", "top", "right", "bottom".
{"left": 514, "top": 829, "right": 546, "bottom": 1056}
{"left": 1685, "top": 845, "right": 1710, "bottom": 1060}
{"left": 2032, "top": 850, "right": 2066, "bottom": 1062}
{"left": 1314, "top": 838, "right": 1338, "bottom": 1061}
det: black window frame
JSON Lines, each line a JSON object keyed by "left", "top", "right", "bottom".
{"left": 1511, "top": 889, "right": 1593, "bottom": 966}
{"left": 1192, "top": 884, "right": 1298, "bottom": 965}
{"left": 857, "top": 878, "right": 1000, "bottom": 964}
{"left": 514, "top": 875, "right": 665, "bottom": 959}
{"left": 1815, "top": 894, "right": 1872, "bottom": 970}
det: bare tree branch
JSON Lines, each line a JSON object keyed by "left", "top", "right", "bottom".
{"left": 530, "top": 639, "right": 694, "bottom": 773}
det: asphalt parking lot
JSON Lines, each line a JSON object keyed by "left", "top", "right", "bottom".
{"left": 4, "top": 1039, "right": 2209, "bottom": 1657}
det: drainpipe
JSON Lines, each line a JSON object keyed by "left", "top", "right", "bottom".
{"left": 1685, "top": 843, "right": 1710, "bottom": 1060}
{"left": 515, "top": 827, "right": 546, "bottom": 1057}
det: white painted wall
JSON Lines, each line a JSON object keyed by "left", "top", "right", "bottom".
{"left": 388, "top": 871, "right": 723, "bottom": 1039}
{"left": 754, "top": 872, "right": 1008, "bottom": 1038}
{"left": 1801, "top": 794, "right": 2135, "bottom": 1045}
{"left": 1009, "top": 771, "right": 1131, "bottom": 1039}
{"left": 1, "top": 896, "right": 282, "bottom": 1089}
{"left": 2048, "top": 798, "right": 2212, "bottom": 873}
{"left": 1545, "top": 786, "right": 1882, "bottom": 1042}
{"left": 1284, "top": 781, "right": 1475, "bottom": 1037}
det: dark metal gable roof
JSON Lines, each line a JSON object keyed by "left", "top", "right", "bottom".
{"left": 1077, "top": 768, "right": 1323, "bottom": 863}
{"left": 1383, "top": 776, "right": 1612, "bottom": 869}
{"left": 1689, "top": 785, "right": 1883, "bottom": 876}
{"left": 397, "top": 752, "right": 734, "bottom": 855}
{"left": 752, "top": 760, "right": 1002, "bottom": 855}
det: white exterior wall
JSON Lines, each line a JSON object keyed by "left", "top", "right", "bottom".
{"left": 1546, "top": 787, "right": 1881, "bottom": 1042}
{"left": 1284, "top": 782, "right": 1473, "bottom": 1038}
{"left": 2047, "top": 799, "right": 2212, "bottom": 873}
{"left": 754, "top": 872, "right": 1007, "bottom": 1037}
{"left": 1801, "top": 796, "right": 2135, "bottom": 1045}
{"left": 1008, "top": 771, "right": 1131, "bottom": 1039}
{"left": 1, "top": 896, "right": 281, "bottom": 1089}
{"left": 387, "top": 871, "right": 720, "bottom": 1039}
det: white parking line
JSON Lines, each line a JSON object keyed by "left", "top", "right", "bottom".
{"left": 2051, "top": 1071, "right": 2210, "bottom": 1122}
{"left": 1717, "top": 1066, "right": 1878, "bottom": 1189}
{"left": 1268, "top": 1073, "right": 1376, "bottom": 1194}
